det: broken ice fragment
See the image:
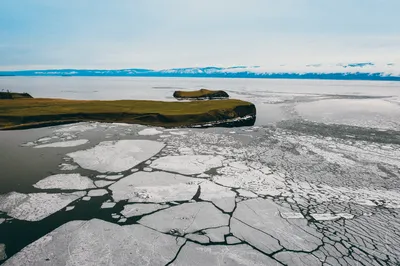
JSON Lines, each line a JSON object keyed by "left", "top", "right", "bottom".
{"left": 0, "top": 244, "right": 6, "bottom": 261}
{"left": 34, "top": 139, "right": 89, "bottom": 148}
{"left": 280, "top": 212, "right": 304, "bottom": 219}
{"left": 33, "top": 174, "right": 95, "bottom": 190}
{"left": 110, "top": 171, "right": 200, "bottom": 203}
{"left": 101, "top": 202, "right": 116, "bottom": 209}
{"left": 138, "top": 128, "right": 163, "bottom": 136}
{"left": 150, "top": 155, "right": 223, "bottom": 175}
{"left": 121, "top": 203, "right": 168, "bottom": 218}
{"left": 67, "top": 140, "right": 165, "bottom": 173}
{"left": 171, "top": 242, "right": 279, "bottom": 266}
{"left": 3, "top": 219, "right": 184, "bottom": 266}
{"left": 0, "top": 191, "right": 85, "bottom": 222}
{"left": 87, "top": 189, "right": 108, "bottom": 197}
{"left": 139, "top": 202, "right": 229, "bottom": 234}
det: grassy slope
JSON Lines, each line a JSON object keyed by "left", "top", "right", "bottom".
{"left": 173, "top": 89, "right": 228, "bottom": 99}
{"left": 0, "top": 98, "right": 255, "bottom": 129}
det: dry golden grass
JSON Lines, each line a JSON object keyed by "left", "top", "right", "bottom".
{"left": 0, "top": 98, "right": 255, "bottom": 129}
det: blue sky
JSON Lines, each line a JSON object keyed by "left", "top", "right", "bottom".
{"left": 0, "top": 0, "right": 399, "bottom": 70}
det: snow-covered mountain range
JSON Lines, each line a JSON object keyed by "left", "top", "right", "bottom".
{"left": 1, "top": 63, "right": 399, "bottom": 81}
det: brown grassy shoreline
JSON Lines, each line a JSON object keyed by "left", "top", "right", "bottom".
{"left": 0, "top": 98, "right": 256, "bottom": 130}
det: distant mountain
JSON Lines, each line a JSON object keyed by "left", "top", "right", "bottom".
{"left": 1, "top": 63, "right": 399, "bottom": 81}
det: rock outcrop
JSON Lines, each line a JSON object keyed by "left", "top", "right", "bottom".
{"left": 173, "top": 89, "right": 229, "bottom": 100}
{"left": 0, "top": 92, "right": 33, "bottom": 99}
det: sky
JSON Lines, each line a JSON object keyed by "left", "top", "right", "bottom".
{"left": 0, "top": 0, "right": 399, "bottom": 70}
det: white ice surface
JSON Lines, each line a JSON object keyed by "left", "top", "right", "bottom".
{"left": 65, "top": 206, "right": 74, "bottom": 211}
{"left": 139, "top": 202, "right": 230, "bottom": 235}
{"left": 110, "top": 171, "right": 200, "bottom": 203}
{"left": 34, "top": 139, "right": 88, "bottom": 148}
{"left": 87, "top": 189, "right": 108, "bottom": 197}
{"left": 101, "top": 202, "right": 115, "bottom": 209}
{"left": 0, "top": 218, "right": 4, "bottom": 224}
{"left": 121, "top": 203, "right": 168, "bottom": 218}
{"left": 138, "top": 128, "right": 163, "bottom": 136}
{"left": 94, "top": 180, "right": 114, "bottom": 187}
{"left": 150, "top": 155, "right": 223, "bottom": 175}
{"left": 280, "top": 212, "right": 304, "bottom": 219}
{"left": 3, "top": 219, "right": 185, "bottom": 266}
{"left": 97, "top": 174, "right": 123, "bottom": 180}
{"left": 311, "top": 213, "right": 354, "bottom": 221}
{"left": 0, "top": 243, "right": 6, "bottom": 261}
{"left": 231, "top": 198, "right": 323, "bottom": 254}
{"left": 171, "top": 242, "right": 278, "bottom": 266}
{"left": 59, "top": 163, "right": 78, "bottom": 171}
{"left": 67, "top": 140, "right": 165, "bottom": 173}
{"left": 199, "top": 181, "right": 236, "bottom": 212}
{"left": 0, "top": 192, "right": 85, "bottom": 221}
{"left": 214, "top": 165, "right": 286, "bottom": 196}
{"left": 33, "top": 174, "right": 95, "bottom": 190}
{"left": 54, "top": 123, "right": 97, "bottom": 133}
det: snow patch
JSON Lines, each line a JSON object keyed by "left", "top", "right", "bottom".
{"left": 138, "top": 128, "right": 163, "bottom": 136}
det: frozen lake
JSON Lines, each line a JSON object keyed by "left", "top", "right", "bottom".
{"left": 1, "top": 77, "right": 400, "bottom": 265}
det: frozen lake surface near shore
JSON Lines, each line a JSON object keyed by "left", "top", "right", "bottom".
{"left": 1, "top": 78, "right": 400, "bottom": 265}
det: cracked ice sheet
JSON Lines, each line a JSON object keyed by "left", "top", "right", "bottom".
{"left": 67, "top": 140, "right": 165, "bottom": 173}
{"left": 138, "top": 128, "right": 163, "bottom": 135}
{"left": 34, "top": 139, "right": 89, "bottom": 148}
{"left": 231, "top": 198, "right": 323, "bottom": 254}
{"left": 214, "top": 165, "right": 286, "bottom": 197}
{"left": 33, "top": 174, "right": 95, "bottom": 190}
{"left": 110, "top": 171, "right": 200, "bottom": 203}
{"left": 150, "top": 155, "right": 223, "bottom": 175}
{"left": 171, "top": 242, "right": 280, "bottom": 266}
{"left": 139, "top": 202, "right": 230, "bottom": 235}
{"left": 0, "top": 192, "right": 85, "bottom": 221}
{"left": 3, "top": 219, "right": 185, "bottom": 266}
{"left": 199, "top": 181, "right": 236, "bottom": 212}
{"left": 121, "top": 203, "right": 168, "bottom": 218}
{"left": 87, "top": 189, "right": 108, "bottom": 197}
{"left": 311, "top": 213, "right": 354, "bottom": 221}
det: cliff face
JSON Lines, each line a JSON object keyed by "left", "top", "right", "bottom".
{"left": 0, "top": 92, "right": 33, "bottom": 99}
{"left": 173, "top": 89, "right": 229, "bottom": 100}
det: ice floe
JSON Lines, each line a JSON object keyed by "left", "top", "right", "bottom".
{"left": 67, "top": 140, "right": 165, "bottom": 173}
{"left": 65, "top": 206, "right": 74, "bottom": 211}
{"left": 311, "top": 213, "right": 354, "bottom": 221}
{"left": 280, "top": 212, "right": 304, "bottom": 219}
{"left": 0, "top": 192, "right": 85, "bottom": 221}
{"left": 121, "top": 203, "right": 168, "bottom": 218}
{"left": 33, "top": 174, "right": 95, "bottom": 190}
{"left": 54, "top": 123, "right": 97, "bottom": 133}
{"left": 94, "top": 180, "right": 114, "bottom": 187}
{"left": 138, "top": 128, "right": 163, "bottom": 136}
{"left": 34, "top": 139, "right": 88, "bottom": 148}
{"left": 59, "top": 163, "right": 78, "bottom": 171}
{"left": 150, "top": 155, "right": 223, "bottom": 175}
{"left": 231, "top": 198, "right": 323, "bottom": 253}
{"left": 199, "top": 181, "right": 236, "bottom": 212}
{"left": 171, "top": 242, "right": 278, "bottom": 266}
{"left": 101, "top": 202, "right": 116, "bottom": 209}
{"left": 3, "top": 219, "right": 185, "bottom": 266}
{"left": 0, "top": 244, "right": 6, "bottom": 261}
{"left": 139, "top": 202, "right": 230, "bottom": 235}
{"left": 214, "top": 165, "right": 286, "bottom": 196}
{"left": 87, "top": 189, "right": 108, "bottom": 197}
{"left": 0, "top": 218, "right": 4, "bottom": 224}
{"left": 110, "top": 171, "right": 199, "bottom": 203}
